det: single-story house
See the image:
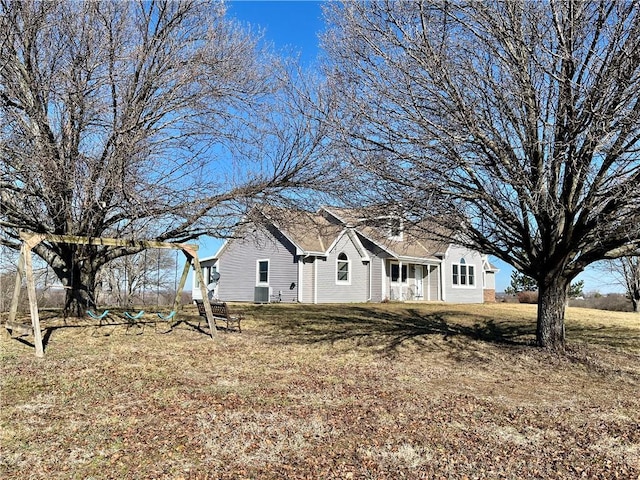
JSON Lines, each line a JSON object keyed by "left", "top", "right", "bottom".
{"left": 193, "top": 207, "right": 499, "bottom": 304}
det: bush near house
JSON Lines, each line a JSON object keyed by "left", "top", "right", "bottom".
{"left": 517, "top": 290, "right": 538, "bottom": 304}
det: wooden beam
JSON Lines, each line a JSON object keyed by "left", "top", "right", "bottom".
{"left": 18, "top": 232, "right": 199, "bottom": 252}
{"left": 12, "top": 232, "right": 212, "bottom": 356}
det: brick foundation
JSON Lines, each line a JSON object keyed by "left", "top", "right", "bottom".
{"left": 483, "top": 289, "right": 496, "bottom": 303}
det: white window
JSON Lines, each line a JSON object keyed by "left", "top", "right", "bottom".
{"left": 452, "top": 258, "right": 475, "bottom": 287}
{"left": 257, "top": 259, "right": 269, "bottom": 285}
{"left": 390, "top": 262, "right": 407, "bottom": 283}
{"left": 336, "top": 252, "right": 350, "bottom": 284}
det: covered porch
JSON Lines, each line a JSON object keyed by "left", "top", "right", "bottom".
{"left": 385, "top": 259, "right": 441, "bottom": 302}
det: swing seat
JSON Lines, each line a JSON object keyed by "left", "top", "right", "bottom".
{"left": 124, "top": 310, "right": 145, "bottom": 320}
{"left": 87, "top": 309, "right": 109, "bottom": 320}
{"left": 157, "top": 311, "right": 176, "bottom": 320}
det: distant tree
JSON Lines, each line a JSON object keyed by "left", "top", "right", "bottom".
{"left": 95, "top": 249, "right": 179, "bottom": 308}
{"left": 568, "top": 281, "right": 584, "bottom": 299}
{"left": 504, "top": 271, "right": 538, "bottom": 295}
{"left": 506, "top": 270, "right": 583, "bottom": 299}
{"left": 322, "top": 0, "right": 640, "bottom": 350}
{"left": 0, "top": 1, "right": 328, "bottom": 314}
{"left": 602, "top": 257, "right": 640, "bottom": 312}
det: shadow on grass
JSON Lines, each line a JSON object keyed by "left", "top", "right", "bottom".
{"left": 566, "top": 322, "right": 640, "bottom": 352}
{"left": 248, "top": 304, "right": 640, "bottom": 356}
{"left": 248, "top": 304, "right": 538, "bottom": 355}
{"left": 3, "top": 310, "right": 212, "bottom": 353}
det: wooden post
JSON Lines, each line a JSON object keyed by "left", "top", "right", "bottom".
{"left": 191, "top": 253, "right": 217, "bottom": 337}
{"left": 172, "top": 255, "right": 192, "bottom": 314}
{"left": 10, "top": 232, "right": 214, "bottom": 357}
{"left": 22, "top": 243, "right": 44, "bottom": 357}
{"left": 8, "top": 246, "right": 25, "bottom": 325}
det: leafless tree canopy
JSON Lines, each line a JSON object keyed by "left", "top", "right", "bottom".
{"left": 0, "top": 0, "right": 329, "bottom": 312}
{"left": 322, "top": 0, "right": 640, "bottom": 349}
{"left": 600, "top": 257, "right": 640, "bottom": 312}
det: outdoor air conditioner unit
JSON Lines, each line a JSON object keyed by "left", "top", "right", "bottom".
{"left": 254, "top": 286, "right": 270, "bottom": 303}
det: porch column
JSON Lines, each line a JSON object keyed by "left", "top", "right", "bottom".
{"left": 297, "top": 256, "right": 303, "bottom": 303}
{"left": 382, "top": 259, "right": 387, "bottom": 301}
{"left": 399, "top": 260, "right": 403, "bottom": 300}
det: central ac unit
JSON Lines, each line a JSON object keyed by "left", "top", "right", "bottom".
{"left": 254, "top": 286, "right": 270, "bottom": 303}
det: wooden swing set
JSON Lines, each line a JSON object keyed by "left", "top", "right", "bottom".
{"left": 7, "top": 232, "right": 218, "bottom": 358}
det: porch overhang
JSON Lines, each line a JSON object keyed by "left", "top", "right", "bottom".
{"left": 393, "top": 255, "right": 442, "bottom": 265}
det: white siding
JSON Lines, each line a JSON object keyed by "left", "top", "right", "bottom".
{"left": 443, "top": 246, "right": 484, "bottom": 303}
{"left": 484, "top": 271, "right": 496, "bottom": 290}
{"left": 428, "top": 265, "right": 440, "bottom": 301}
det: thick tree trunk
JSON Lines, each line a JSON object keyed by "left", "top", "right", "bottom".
{"left": 632, "top": 295, "right": 639, "bottom": 313}
{"left": 56, "top": 262, "right": 98, "bottom": 317}
{"left": 536, "top": 275, "right": 570, "bottom": 351}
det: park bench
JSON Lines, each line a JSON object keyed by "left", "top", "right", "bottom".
{"left": 194, "top": 299, "right": 243, "bottom": 332}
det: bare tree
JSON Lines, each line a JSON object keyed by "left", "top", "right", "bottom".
{"left": 321, "top": 0, "right": 640, "bottom": 350}
{"left": 600, "top": 257, "right": 640, "bottom": 312}
{"left": 1, "top": 1, "right": 328, "bottom": 314}
{"left": 93, "top": 248, "right": 180, "bottom": 308}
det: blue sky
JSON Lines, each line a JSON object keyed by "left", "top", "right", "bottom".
{"left": 227, "top": 1, "right": 325, "bottom": 66}
{"left": 209, "top": 1, "right": 619, "bottom": 295}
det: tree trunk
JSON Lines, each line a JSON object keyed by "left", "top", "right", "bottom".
{"left": 536, "top": 275, "right": 570, "bottom": 351}
{"left": 632, "top": 295, "right": 639, "bottom": 313}
{"left": 54, "top": 261, "right": 98, "bottom": 317}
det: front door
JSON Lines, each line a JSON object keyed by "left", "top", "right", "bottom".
{"left": 415, "top": 265, "right": 424, "bottom": 299}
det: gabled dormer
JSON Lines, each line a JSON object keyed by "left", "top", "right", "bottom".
{"left": 363, "top": 215, "right": 404, "bottom": 241}
{"left": 320, "top": 206, "right": 404, "bottom": 241}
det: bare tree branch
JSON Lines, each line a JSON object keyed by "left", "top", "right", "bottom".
{"left": 322, "top": 0, "right": 640, "bottom": 349}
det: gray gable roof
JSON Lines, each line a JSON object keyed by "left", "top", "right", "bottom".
{"left": 259, "top": 207, "right": 343, "bottom": 255}
{"left": 249, "top": 206, "right": 451, "bottom": 262}
{"left": 320, "top": 206, "right": 450, "bottom": 260}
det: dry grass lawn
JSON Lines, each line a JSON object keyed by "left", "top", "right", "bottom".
{"left": 1, "top": 302, "right": 639, "bottom": 479}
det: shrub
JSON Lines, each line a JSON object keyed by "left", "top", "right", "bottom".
{"left": 517, "top": 290, "right": 539, "bottom": 304}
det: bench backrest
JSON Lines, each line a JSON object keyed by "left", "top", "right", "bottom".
{"left": 195, "top": 300, "right": 228, "bottom": 319}
{"left": 210, "top": 302, "right": 229, "bottom": 318}
{"left": 195, "top": 299, "right": 206, "bottom": 316}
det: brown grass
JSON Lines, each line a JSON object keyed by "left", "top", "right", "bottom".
{"left": 1, "top": 303, "right": 639, "bottom": 479}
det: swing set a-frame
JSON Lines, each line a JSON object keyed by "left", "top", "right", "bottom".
{"left": 8, "top": 232, "right": 218, "bottom": 358}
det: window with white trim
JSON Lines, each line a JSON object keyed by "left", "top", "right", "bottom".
{"left": 452, "top": 258, "right": 475, "bottom": 286}
{"left": 390, "top": 262, "right": 408, "bottom": 283}
{"left": 336, "top": 252, "right": 350, "bottom": 284}
{"left": 257, "top": 259, "right": 269, "bottom": 285}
